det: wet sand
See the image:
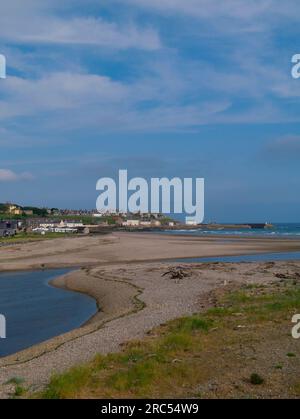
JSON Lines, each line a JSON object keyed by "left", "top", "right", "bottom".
{"left": 0, "top": 232, "right": 300, "bottom": 397}
{"left": 0, "top": 231, "right": 300, "bottom": 271}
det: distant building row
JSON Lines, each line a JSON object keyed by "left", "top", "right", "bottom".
{"left": 0, "top": 221, "right": 19, "bottom": 237}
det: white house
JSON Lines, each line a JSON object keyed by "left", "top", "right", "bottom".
{"left": 140, "top": 221, "right": 152, "bottom": 227}
{"left": 186, "top": 220, "right": 198, "bottom": 226}
{"left": 59, "top": 221, "right": 84, "bottom": 228}
{"left": 122, "top": 220, "right": 140, "bottom": 227}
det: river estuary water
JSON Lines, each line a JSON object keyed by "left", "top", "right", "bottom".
{"left": 0, "top": 269, "right": 97, "bottom": 357}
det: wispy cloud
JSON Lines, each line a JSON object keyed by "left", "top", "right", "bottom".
{"left": 1, "top": 1, "right": 300, "bottom": 143}
{"left": 0, "top": 169, "right": 34, "bottom": 182}
{"left": 0, "top": 16, "right": 161, "bottom": 50}
{"left": 0, "top": 0, "right": 161, "bottom": 51}
{"left": 0, "top": 73, "right": 129, "bottom": 119}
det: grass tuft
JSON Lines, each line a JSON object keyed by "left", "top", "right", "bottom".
{"left": 250, "top": 373, "right": 264, "bottom": 385}
{"left": 42, "top": 365, "right": 91, "bottom": 399}
{"left": 287, "top": 353, "right": 296, "bottom": 358}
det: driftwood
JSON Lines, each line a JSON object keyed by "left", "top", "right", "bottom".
{"left": 274, "top": 272, "right": 300, "bottom": 280}
{"left": 162, "top": 266, "right": 191, "bottom": 280}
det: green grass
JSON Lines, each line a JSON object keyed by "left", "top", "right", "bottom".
{"left": 250, "top": 373, "right": 264, "bottom": 385}
{"left": 213, "top": 283, "right": 300, "bottom": 323}
{"left": 5, "top": 377, "right": 27, "bottom": 399}
{"left": 0, "top": 232, "right": 73, "bottom": 244}
{"left": 13, "top": 385, "right": 26, "bottom": 398}
{"left": 5, "top": 377, "right": 25, "bottom": 386}
{"left": 41, "top": 366, "right": 92, "bottom": 399}
{"left": 34, "top": 281, "right": 300, "bottom": 399}
{"left": 287, "top": 353, "right": 296, "bottom": 358}
{"left": 37, "top": 314, "right": 213, "bottom": 399}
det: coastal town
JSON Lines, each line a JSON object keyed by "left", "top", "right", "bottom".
{"left": 0, "top": 202, "right": 274, "bottom": 239}
{"left": 0, "top": 202, "right": 179, "bottom": 238}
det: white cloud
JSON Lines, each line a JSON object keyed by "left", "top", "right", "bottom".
{"left": 0, "top": 61, "right": 298, "bottom": 135}
{"left": 0, "top": 2, "right": 161, "bottom": 50}
{"left": 0, "top": 169, "right": 34, "bottom": 182}
{"left": 0, "top": 72, "right": 129, "bottom": 119}
{"left": 0, "top": 17, "right": 161, "bottom": 50}
{"left": 0, "top": 0, "right": 299, "bottom": 138}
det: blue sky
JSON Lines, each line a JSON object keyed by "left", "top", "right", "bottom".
{"left": 0, "top": 0, "right": 300, "bottom": 222}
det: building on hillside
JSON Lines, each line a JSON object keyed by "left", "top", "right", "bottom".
{"left": 8, "top": 205, "right": 22, "bottom": 215}
{"left": 23, "top": 209, "right": 33, "bottom": 216}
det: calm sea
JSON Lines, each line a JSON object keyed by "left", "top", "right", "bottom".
{"left": 160, "top": 223, "right": 300, "bottom": 262}
{"left": 161, "top": 223, "right": 300, "bottom": 238}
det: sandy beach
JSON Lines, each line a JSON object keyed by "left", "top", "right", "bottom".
{"left": 0, "top": 232, "right": 300, "bottom": 397}
{"left": 0, "top": 231, "right": 300, "bottom": 271}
